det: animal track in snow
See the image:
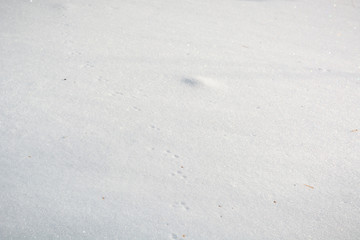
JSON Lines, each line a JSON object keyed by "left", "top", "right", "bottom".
{"left": 170, "top": 233, "right": 178, "bottom": 239}
{"left": 172, "top": 201, "right": 190, "bottom": 211}
{"left": 171, "top": 170, "right": 187, "bottom": 180}
{"left": 97, "top": 76, "right": 110, "bottom": 83}
{"left": 80, "top": 61, "right": 94, "bottom": 69}
{"left": 132, "top": 106, "right": 141, "bottom": 111}
{"left": 170, "top": 233, "right": 186, "bottom": 239}
{"left": 126, "top": 106, "right": 141, "bottom": 112}
{"left": 68, "top": 50, "right": 82, "bottom": 57}
{"left": 164, "top": 150, "right": 180, "bottom": 159}
{"left": 149, "top": 125, "right": 160, "bottom": 131}
{"left": 145, "top": 146, "right": 155, "bottom": 152}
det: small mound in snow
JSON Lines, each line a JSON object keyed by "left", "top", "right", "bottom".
{"left": 181, "top": 76, "right": 227, "bottom": 91}
{"left": 181, "top": 77, "right": 201, "bottom": 87}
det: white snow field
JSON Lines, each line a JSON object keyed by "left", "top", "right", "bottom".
{"left": 1, "top": 0, "right": 360, "bottom": 239}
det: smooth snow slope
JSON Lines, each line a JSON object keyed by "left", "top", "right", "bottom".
{"left": 1, "top": 0, "right": 360, "bottom": 239}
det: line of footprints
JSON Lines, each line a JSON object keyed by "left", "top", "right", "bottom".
{"left": 149, "top": 125, "right": 190, "bottom": 239}
{"left": 165, "top": 150, "right": 187, "bottom": 180}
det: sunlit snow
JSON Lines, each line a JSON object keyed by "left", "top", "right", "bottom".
{"left": 1, "top": 0, "right": 359, "bottom": 239}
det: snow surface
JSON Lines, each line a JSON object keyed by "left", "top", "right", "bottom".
{"left": 1, "top": 0, "right": 360, "bottom": 239}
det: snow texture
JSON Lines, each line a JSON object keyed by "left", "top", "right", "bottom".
{"left": 0, "top": 0, "right": 360, "bottom": 239}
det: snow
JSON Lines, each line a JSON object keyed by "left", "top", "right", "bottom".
{"left": 0, "top": 0, "right": 359, "bottom": 239}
